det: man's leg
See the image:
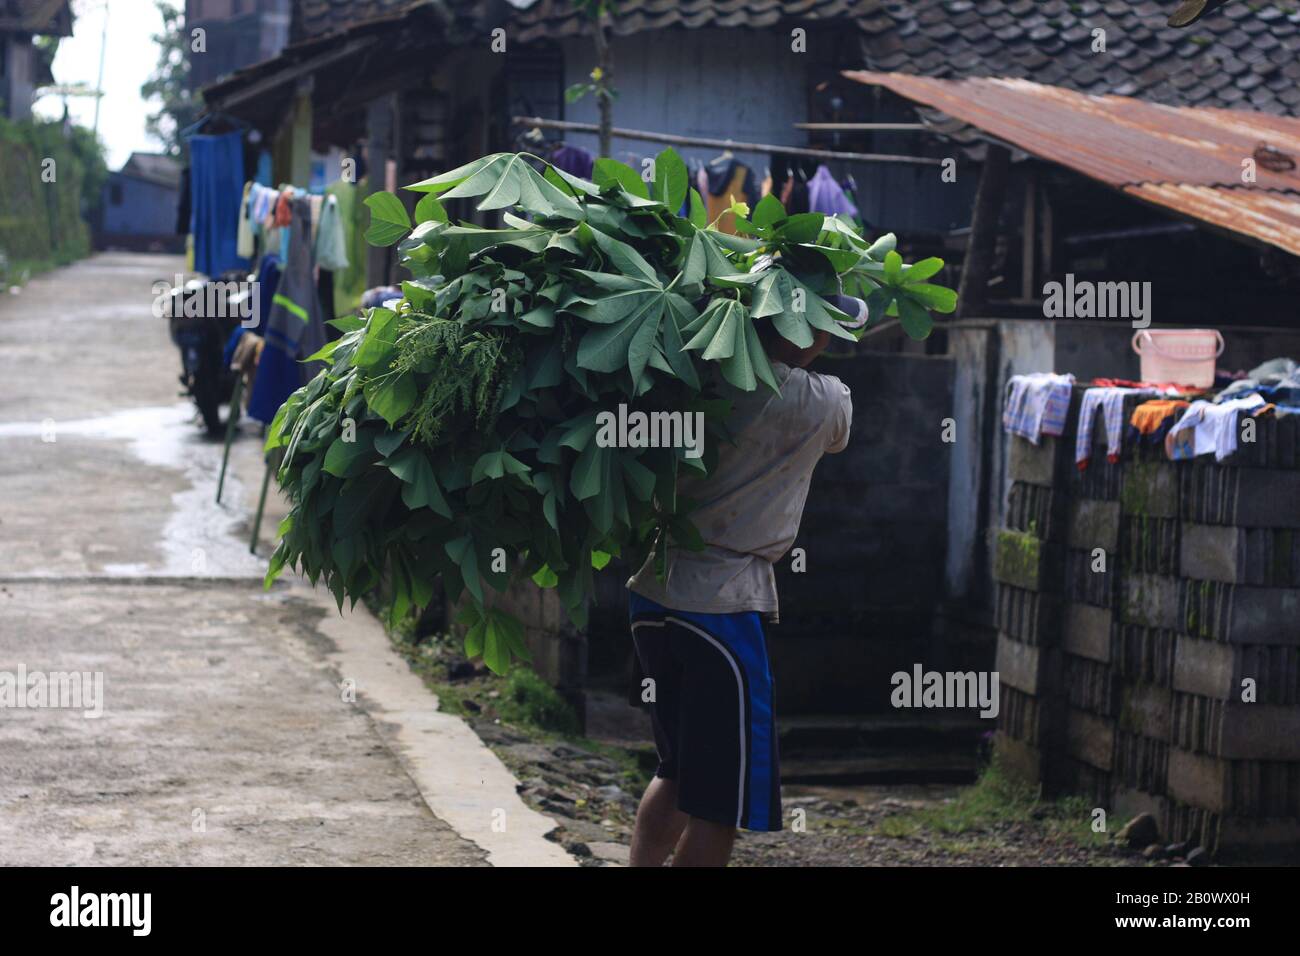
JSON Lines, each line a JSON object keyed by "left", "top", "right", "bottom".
{"left": 629, "top": 776, "right": 688, "bottom": 867}
{"left": 672, "top": 817, "right": 736, "bottom": 867}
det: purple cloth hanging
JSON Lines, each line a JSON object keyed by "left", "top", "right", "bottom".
{"left": 807, "top": 164, "right": 858, "bottom": 219}
{"left": 550, "top": 144, "right": 594, "bottom": 179}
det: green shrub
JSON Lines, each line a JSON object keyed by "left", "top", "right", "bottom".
{"left": 0, "top": 115, "right": 104, "bottom": 276}
{"left": 500, "top": 667, "right": 580, "bottom": 735}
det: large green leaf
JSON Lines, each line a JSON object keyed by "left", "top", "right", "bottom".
{"left": 322, "top": 431, "right": 374, "bottom": 478}
{"left": 364, "top": 372, "right": 415, "bottom": 427}
{"left": 650, "top": 147, "right": 689, "bottom": 212}
{"left": 352, "top": 308, "right": 400, "bottom": 369}
{"left": 364, "top": 192, "right": 411, "bottom": 246}
{"left": 593, "top": 157, "right": 650, "bottom": 200}
{"left": 406, "top": 152, "right": 582, "bottom": 219}
{"left": 386, "top": 448, "right": 451, "bottom": 518}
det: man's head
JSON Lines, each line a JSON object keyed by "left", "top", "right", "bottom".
{"left": 757, "top": 294, "right": 866, "bottom": 368}
{"left": 759, "top": 324, "right": 832, "bottom": 368}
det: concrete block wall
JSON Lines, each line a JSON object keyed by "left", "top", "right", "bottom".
{"left": 993, "top": 387, "right": 1300, "bottom": 859}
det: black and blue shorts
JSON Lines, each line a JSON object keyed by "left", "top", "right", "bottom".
{"left": 628, "top": 592, "right": 782, "bottom": 832}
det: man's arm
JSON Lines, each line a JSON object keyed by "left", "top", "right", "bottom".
{"left": 824, "top": 376, "right": 853, "bottom": 453}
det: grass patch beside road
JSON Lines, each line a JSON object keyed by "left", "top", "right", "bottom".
{"left": 876, "top": 758, "right": 1111, "bottom": 852}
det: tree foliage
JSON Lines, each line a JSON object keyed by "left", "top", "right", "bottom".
{"left": 141, "top": 0, "right": 200, "bottom": 159}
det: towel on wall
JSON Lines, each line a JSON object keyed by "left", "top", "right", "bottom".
{"left": 1075, "top": 386, "right": 1161, "bottom": 469}
{"left": 1003, "top": 372, "right": 1075, "bottom": 445}
{"left": 1165, "top": 393, "right": 1267, "bottom": 462}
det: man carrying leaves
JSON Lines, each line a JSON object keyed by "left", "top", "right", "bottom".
{"left": 625, "top": 294, "right": 866, "bottom": 867}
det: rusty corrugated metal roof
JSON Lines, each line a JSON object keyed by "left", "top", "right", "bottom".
{"left": 844, "top": 71, "right": 1300, "bottom": 257}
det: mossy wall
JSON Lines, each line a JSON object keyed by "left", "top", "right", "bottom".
{"left": 0, "top": 117, "right": 94, "bottom": 278}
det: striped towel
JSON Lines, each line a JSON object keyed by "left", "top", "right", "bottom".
{"left": 1003, "top": 373, "right": 1075, "bottom": 445}
{"left": 1075, "top": 387, "right": 1160, "bottom": 469}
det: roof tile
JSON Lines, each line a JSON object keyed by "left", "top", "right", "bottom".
{"left": 286, "top": 0, "right": 1300, "bottom": 119}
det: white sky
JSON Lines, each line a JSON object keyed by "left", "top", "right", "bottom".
{"left": 32, "top": 0, "right": 173, "bottom": 169}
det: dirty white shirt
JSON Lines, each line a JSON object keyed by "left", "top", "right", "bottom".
{"left": 626, "top": 361, "right": 853, "bottom": 621}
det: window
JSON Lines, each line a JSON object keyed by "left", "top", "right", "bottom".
{"left": 110, "top": 183, "right": 123, "bottom": 205}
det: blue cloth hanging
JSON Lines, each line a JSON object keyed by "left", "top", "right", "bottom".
{"left": 190, "top": 132, "right": 249, "bottom": 277}
{"left": 247, "top": 199, "right": 326, "bottom": 424}
{"left": 221, "top": 254, "right": 281, "bottom": 368}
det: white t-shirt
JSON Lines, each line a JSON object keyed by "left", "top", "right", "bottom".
{"left": 626, "top": 361, "right": 853, "bottom": 621}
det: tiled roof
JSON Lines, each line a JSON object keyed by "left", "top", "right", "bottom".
{"left": 511, "top": 0, "right": 880, "bottom": 43}
{"left": 269, "top": 1, "right": 1300, "bottom": 120}
{"left": 0, "top": 0, "right": 71, "bottom": 34}
{"left": 292, "top": 0, "right": 430, "bottom": 41}
{"left": 119, "top": 152, "right": 182, "bottom": 190}
{"left": 293, "top": 0, "right": 882, "bottom": 42}
{"left": 858, "top": 1, "right": 1300, "bottom": 117}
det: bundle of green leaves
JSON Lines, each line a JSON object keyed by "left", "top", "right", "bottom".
{"left": 264, "top": 149, "right": 955, "bottom": 673}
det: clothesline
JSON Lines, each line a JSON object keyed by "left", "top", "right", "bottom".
{"left": 511, "top": 116, "right": 945, "bottom": 166}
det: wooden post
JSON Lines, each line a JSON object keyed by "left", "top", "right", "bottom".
{"left": 215, "top": 374, "right": 244, "bottom": 504}
{"left": 591, "top": 12, "right": 614, "bottom": 159}
{"left": 957, "top": 143, "right": 1011, "bottom": 319}
{"left": 250, "top": 447, "right": 282, "bottom": 554}
{"left": 1021, "top": 171, "right": 1037, "bottom": 301}
{"left": 1040, "top": 184, "right": 1055, "bottom": 282}
{"left": 365, "top": 94, "right": 397, "bottom": 288}
{"left": 289, "top": 78, "right": 314, "bottom": 189}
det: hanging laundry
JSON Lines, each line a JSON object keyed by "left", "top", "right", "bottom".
{"left": 235, "top": 182, "right": 256, "bottom": 258}
{"left": 1003, "top": 372, "right": 1075, "bottom": 444}
{"left": 1092, "top": 376, "right": 1198, "bottom": 393}
{"left": 785, "top": 175, "right": 810, "bottom": 215}
{"left": 1127, "top": 398, "right": 1190, "bottom": 440}
{"left": 1075, "top": 386, "right": 1161, "bottom": 469}
{"left": 807, "top": 164, "right": 859, "bottom": 219}
{"left": 276, "top": 188, "right": 302, "bottom": 263}
{"left": 1215, "top": 357, "right": 1300, "bottom": 407}
{"left": 1165, "top": 393, "right": 1267, "bottom": 462}
{"left": 314, "top": 194, "right": 349, "bottom": 273}
{"left": 255, "top": 150, "right": 273, "bottom": 187}
{"left": 703, "top": 158, "right": 757, "bottom": 235}
{"left": 326, "top": 179, "right": 367, "bottom": 316}
{"left": 309, "top": 193, "right": 325, "bottom": 245}
{"left": 221, "top": 253, "right": 281, "bottom": 376}
{"left": 252, "top": 253, "right": 281, "bottom": 335}
{"left": 1125, "top": 398, "right": 1190, "bottom": 448}
{"left": 190, "top": 131, "right": 248, "bottom": 277}
{"left": 250, "top": 183, "right": 278, "bottom": 224}
{"left": 247, "top": 197, "right": 328, "bottom": 425}
{"left": 551, "top": 144, "right": 594, "bottom": 180}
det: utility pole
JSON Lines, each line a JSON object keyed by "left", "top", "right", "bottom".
{"left": 91, "top": 0, "right": 109, "bottom": 139}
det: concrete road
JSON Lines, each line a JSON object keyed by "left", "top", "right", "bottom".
{"left": 0, "top": 254, "right": 571, "bottom": 866}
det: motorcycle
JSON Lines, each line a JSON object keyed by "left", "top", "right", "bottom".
{"left": 164, "top": 271, "right": 250, "bottom": 436}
